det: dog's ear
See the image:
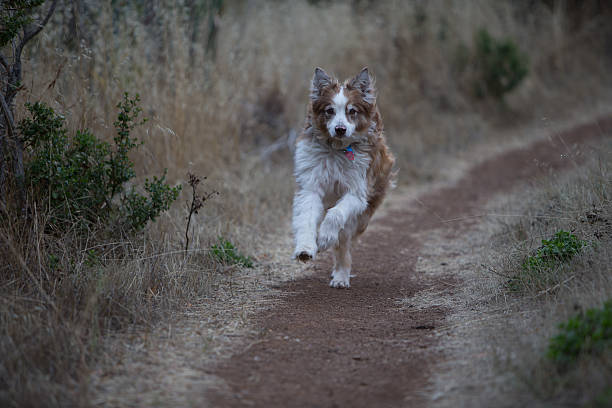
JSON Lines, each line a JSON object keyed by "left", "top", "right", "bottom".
{"left": 310, "top": 67, "right": 331, "bottom": 100}
{"left": 349, "top": 67, "right": 375, "bottom": 104}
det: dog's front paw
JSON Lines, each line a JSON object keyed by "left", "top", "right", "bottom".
{"left": 329, "top": 274, "right": 350, "bottom": 289}
{"left": 293, "top": 245, "right": 317, "bottom": 262}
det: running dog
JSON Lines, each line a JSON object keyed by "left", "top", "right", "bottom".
{"left": 292, "top": 67, "right": 395, "bottom": 288}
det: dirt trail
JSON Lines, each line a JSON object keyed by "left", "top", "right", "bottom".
{"left": 208, "top": 116, "right": 612, "bottom": 408}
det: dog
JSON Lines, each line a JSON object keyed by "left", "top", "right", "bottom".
{"left": 292, "top": 67, "right": 395, "bottom": 288}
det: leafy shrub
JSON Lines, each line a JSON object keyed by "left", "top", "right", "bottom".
{"left": 19, "top": 93, "right": 181, "bottom": 232}
{"left": 122, "top": 170, "right": 181, "bottom": 230}
{"left": 0, "top": 0, "right": 45, "bottom": 47}
{"left": 473, "top": 28, "right": 528, "bottom": 99}
{"left": 523, "top": 230, "right": 586, "bottom": 271}
{"left": 547, "top": 300, "right": 612, "bottom": 366}
{"left": 211, "top": 237, "right": 254, "bottom": 268}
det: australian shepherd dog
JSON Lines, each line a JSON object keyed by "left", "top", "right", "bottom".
{"left": 292, "top": 67, "right": 395, "bottom": 288}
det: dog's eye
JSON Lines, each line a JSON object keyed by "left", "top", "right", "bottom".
{"left": 348, "top": 108, "right": 357, "bottom": 116}
{"left": 325, "top": 108, "right": 335, "bottom": 115}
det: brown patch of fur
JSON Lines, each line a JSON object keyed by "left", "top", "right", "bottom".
{"left": 344, "top": 85, "right": 374, "bottom": 133}
{"left": 297, "top": 106, "right": 315, "bottom": 143}
{"left": 358, "top": 108, "right": 395, "bottom": 235}
{"left": 311, "top": 82, "right": 340, "bottom": 138}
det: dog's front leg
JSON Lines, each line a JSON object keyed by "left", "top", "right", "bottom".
{"left": 317, "top": 193, "right": 367, "bottom": 253}
{"left": 292, "top": 189, "right": 324, "bottom": 262}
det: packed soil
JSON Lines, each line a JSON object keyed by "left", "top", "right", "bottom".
{"left": 208, "top": 116, "right": 612, "bottom": 408}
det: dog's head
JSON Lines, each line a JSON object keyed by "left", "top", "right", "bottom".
{"left": 309, "top": 67, "right": 376, "bottom": 148}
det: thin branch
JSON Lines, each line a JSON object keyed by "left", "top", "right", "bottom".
{"left": 16, "top": 0, "right": 59, "bottom": 61}
{"left": 25, "top": 0, "right": 59, "bottom": 41}
{"left": 534, "top": 275, "right": 575, "bottom": 299}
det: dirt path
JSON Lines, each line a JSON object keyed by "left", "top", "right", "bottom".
{"left": 208, "top": 116, "right": 612, "bottom": 407}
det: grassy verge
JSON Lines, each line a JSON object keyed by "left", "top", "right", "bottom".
{"left": 485, "top": 138, "right": 611, "bottom": 406}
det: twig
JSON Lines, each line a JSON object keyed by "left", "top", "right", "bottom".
{"left": 480, "top": 263, "right": 513, "bottom": 279}
{"left": 184, "top": 172, "right": 218, "bottom": 251}
{"left": 442, "top": 213, "right": 575, "bottom": 224}
{"left": 105, "top": 248, "right": 218, "bottom": 262}
{"left": 414, "top": 197, "right": 445, "bottom": 222}
{"left": 534, "top": 275, "right": 575, "bottom": 298}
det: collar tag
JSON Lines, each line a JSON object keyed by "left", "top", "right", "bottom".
{"left": 343, "top": 145, "right": 355, "bottom": 161}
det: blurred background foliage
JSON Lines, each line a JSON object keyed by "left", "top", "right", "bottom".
{"left": 18, "top": 0, "right": 612, "bottom": 184}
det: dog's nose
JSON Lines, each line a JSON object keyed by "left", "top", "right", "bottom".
{"left": 335, "top": 125, "right": 346, "bottom": 137}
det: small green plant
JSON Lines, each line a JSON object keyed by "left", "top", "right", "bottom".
{"left": 210, "top": 237, "right": 254, "bottom": 268}
{"left": 547, "top": 300, "right": 612, "bottom": 366}
{"left": 473, "top": 28, "right": 528, "bottom": 100}
{"left": 19, "top": 93, "right": 181, "bottom": 232}
{"left": 507, "top": 230, "right": 587, "bottom": 292}
{"left": 523, "top": 230, "right": 586, "bottom": 271}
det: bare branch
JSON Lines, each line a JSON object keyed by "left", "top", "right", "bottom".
{"left": 16, "top": 0, "right": 59, "bottom": 60}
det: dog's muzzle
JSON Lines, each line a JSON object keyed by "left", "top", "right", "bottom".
{"left": 334, "top": 125, "right": 346, "bottom": 137}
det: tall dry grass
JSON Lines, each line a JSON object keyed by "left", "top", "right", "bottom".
{"left": 25, "top": 1, "right": 612, "bottom": 200}
{"left": 2, "top": 0, "right": 612, "bottom": 405}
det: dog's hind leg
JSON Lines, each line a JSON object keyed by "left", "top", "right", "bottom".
{"left": 330, "top": 229, "right": 352, "bottom": 289}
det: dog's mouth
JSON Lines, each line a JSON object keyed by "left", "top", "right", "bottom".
{"left": 328, "top": 137, "right": 351, "bottom": 150}
{"left": 313, "top": 124, "right": 361, "bottom": 150}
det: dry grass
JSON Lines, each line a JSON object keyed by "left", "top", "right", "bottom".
{"left": 0, "top": 201, "right": 225, "bottom": 406}
{"left": 442, "top": 136, "right": 612, "bottom": 407}
{"left": 2, "top": 0, "right": 612, "bottom": 405}
{"left": 419, "top": 136, "right": 611, "bottom": 407}
{"left": 481, "top": 138, "right": 612, "bottom": 406}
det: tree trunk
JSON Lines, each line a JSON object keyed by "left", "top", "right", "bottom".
{"left": 0, "top": 91, "right": 25, "bottom": 212}
{"left": 0, "top": 0, "right": 59, "bottom": 212}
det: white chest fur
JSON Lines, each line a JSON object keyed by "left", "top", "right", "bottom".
{"left": 294, "top": 140, "right": 370, "bottom": 205}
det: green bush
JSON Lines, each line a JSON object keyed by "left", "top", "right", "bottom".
{"left": 19, "top": 93, "right": 181, "bottom": 232}
{"left": 547, "top": 300, "right": 612, "bottom": 366}
{"left": 211, "top": 237, "right": 254, "bottom": 268}
{"left": 523, "top": 230, "right": 586, "bottom": 271}
{"left": 473, "top": 28, "right": 528, "bottom": 99}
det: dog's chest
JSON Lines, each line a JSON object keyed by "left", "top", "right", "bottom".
{"left": 294, "top": 140, "right": 370, "bottom": 200}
